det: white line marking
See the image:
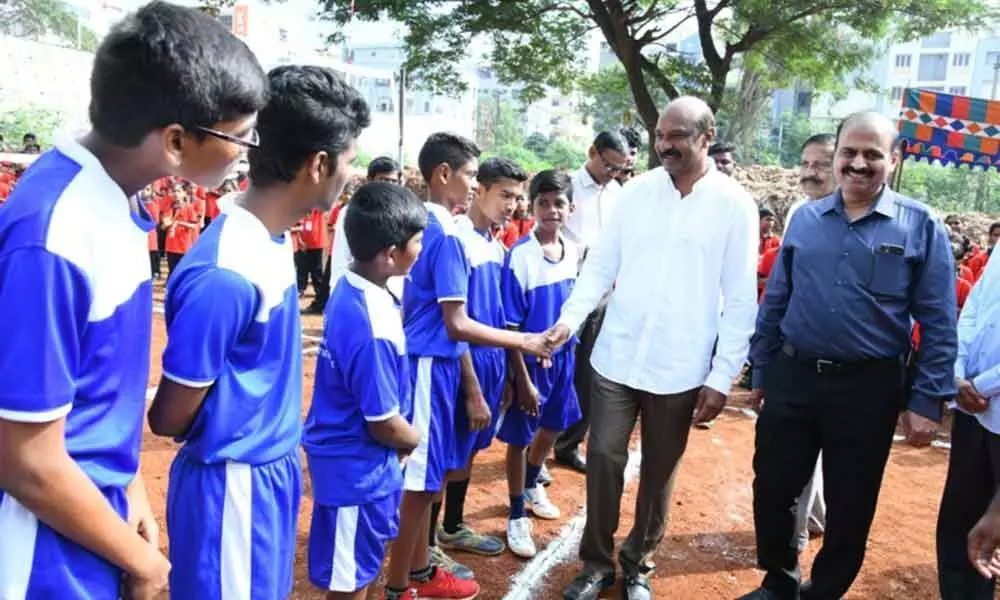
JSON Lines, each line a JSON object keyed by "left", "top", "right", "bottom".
{"left": 302, "top": 334, "right": 323, "bottom": 343}
{"left": 501, "top": 449, "right": 642, "bottom": 600}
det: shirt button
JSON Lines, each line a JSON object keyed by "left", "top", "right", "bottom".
{"left": 842, "top": 251, "right": 848, "bottom": 256}
{"left": 830, "top": 307, "right": 836, "bottom": 312}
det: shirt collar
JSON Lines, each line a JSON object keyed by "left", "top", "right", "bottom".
{"left": 821, "top": 185, "right": 895, "bottom": 218}
{"left": 345, "top": 270, "right": 396, "bottom": 302}
{"left": 575, "top": 165, "right": 602, "bottom": 189}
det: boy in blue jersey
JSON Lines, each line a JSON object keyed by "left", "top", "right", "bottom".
{"left": 0, "top": 3, "right": 267, "bottom": 599}
{"left": 147, "top": 66, "right": 370, "bottom": 600}
{"left": 499, "top": 170, "right": 582, "bottom": 559}
{"left": 304, "top": 181, "right": 426, "bottom": 600}
{"left": 385, "top": 134, "right": 553, "bottom": 600}
{"left": 437, "top": 157, "right": 528, "bottom": 559}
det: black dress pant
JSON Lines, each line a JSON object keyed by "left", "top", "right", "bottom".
{"left": 295, "top": 249, "right": 327, "bottom": 306}
{"left": 753, "top": 350, "right": 905, "bottom": 600}
{"left": 166, "top": 252, "right": 184, "bottom": 280}
{"left": 937, "top": 410, "right": 1000, "bottom": 600}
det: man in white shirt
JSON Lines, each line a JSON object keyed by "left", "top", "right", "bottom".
{"left": 553, "top": 130, "right": 629, "bottom": 474}
{"left": 547, "top": 97, "right": 759, "bottom": 600}
{"left": 939, "top": 245, "right": 1000, "bottom": 599}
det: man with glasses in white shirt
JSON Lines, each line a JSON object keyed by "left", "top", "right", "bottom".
{"left": 553, "top": 130, "right": 630, "bottom": 475}
{"left": 547, "top": 97, "right": 758, "bottom": 600}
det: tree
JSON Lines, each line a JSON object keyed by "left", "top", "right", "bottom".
{"left": 0, "top": 106, "right": 65, "bottom": 149}
{"left": 483, "top": 144, "right": 552, "bottom": 174}
{"left": 0, "top": 0, "right": 99, "bottom": 51}
{"left": 317, "top": 0, "right": 991, "bottom": 168}
{"left": 524, "top": 132, "right": 551, "bottom": 157}
{"left": 543, "top": 139, "right": 588, "bottom": 169}
{"left": 475, "top": 97, "right": 524, "bottom": 151}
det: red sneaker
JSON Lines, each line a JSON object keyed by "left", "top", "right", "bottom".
{"left": 410, "top": 567, "right": 480, "bottom": 599}
{"left": 381, "top": 589, "right": 417, "bottom": 600}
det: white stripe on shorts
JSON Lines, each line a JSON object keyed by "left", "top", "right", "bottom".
{"left": 0, "top": 494, "right": 37, "bottom": 598}
{"left": 329, "top": 506, "right": 359, "bottom": 591}
{"left": 403, "top": 356, "right": 434, "bottom": 491}
{"left": 221, "top": 462, "right": 253, "bottom": 600}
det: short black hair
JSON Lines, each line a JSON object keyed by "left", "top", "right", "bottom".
{"left": 801, "top": 133, "right": 836, "bottom": 153}
{"left": 477, "top": 157, "right": 528, "bottom": 188}
{"left": 759, "top": 207, "right": 775, "bottom": 218}
{"left": 619, "top": 128, "right": 641, "bottom": 151}
{"left": 367, "top": 156, "right": 400, "bottom": 179}
{"left": 89, "top": 1, "right": 269, "bottom": 147}
{"left": 529, "top": 169, "right": 573, "bottom": 204}
{"left": 417, "top": 132, "right": 481, "bottom": 182}
{"left": 248, "top": 65, "right": 370, "bottom": 187}
{"left": 709, "top": 142, "right": 735, "bottom": 156}
{"left": 945, "top": 214, "right": 961, "bottom": 224}
{"left": 22, "top": 133, "right": 36, "bottom": 142}
{"left": 593, "top": 131, "right": 629, "bottom": 155}
{"left": 989, "top": 222, "right": 1000, "bottom": 236}
{"left": 344, "top": 181, "right": 428, "bottom": 262}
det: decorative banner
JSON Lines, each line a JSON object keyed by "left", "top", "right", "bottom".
{"left": 232, "top": 4, "right": 249, "bottom": 38}
{"left": 897, "top": 88, "right": 1000, "bottom": 170}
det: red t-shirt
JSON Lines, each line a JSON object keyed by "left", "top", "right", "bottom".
{"left": 300, "top": 209, "right": 328, "bottom": 250}
{"left": 968, "top": 250, "right": 989, "bottom": 281}
{"left": 759, "top": 234, "right": 780, "bottom": 256}
{"left": 959, "top": 264, "right": 974, "bottom": 284}
{"left": 501, "top": 218, "right": 535, "bottom": 249}
{"left": 205, "top": 192, "right": 221, "bottom": 221}
{"left": 957, "top": 277, "right": 972, "bottom": 312}
{"left": 757, "top": 246, "right": 780, "bottom": 302}
{"left": 164, "top": 203, "right": 196, "bottom": 254}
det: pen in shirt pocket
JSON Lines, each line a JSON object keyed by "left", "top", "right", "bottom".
{"left": 878, "top": 243, "right": 905, "bottom": 256}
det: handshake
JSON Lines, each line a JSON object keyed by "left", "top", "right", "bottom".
{"left": 519, "top": 323, "right": 573, "bottom": 367}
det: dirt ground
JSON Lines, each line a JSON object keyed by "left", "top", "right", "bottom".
{"left": 143, "top": 286, "right": 952, "bottom": 600}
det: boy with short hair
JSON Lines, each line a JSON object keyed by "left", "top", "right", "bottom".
{"left": 147, "top": 65, "right": 370, "bottom": 599}
{"left": 384, "top": 133, "right": 552, "bottom": 600}
{"left": 500, "top": 169, "right": 582, "bottom": 558}
{"left": 0, "top": 3, "right": 268, "bottom": 598}
{"left": 304, "top": 181, "right": 427, "bottom": 600}
{"left": 368, "top": 155, "right": 403, "bottom": 184}
{"left": 437, "top": 157, "right": 529, "bottom": 557}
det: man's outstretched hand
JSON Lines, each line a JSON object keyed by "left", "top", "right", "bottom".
{"left": 543, "top": 324, "right": 572, "bottom": 351}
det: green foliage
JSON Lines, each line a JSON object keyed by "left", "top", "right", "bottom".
{"left": 524, "top": 132, "right": 550, "bottom": 157}
{"left": 579, "top": 65, "right": 668, "bottom": 135}
{"left": 476, "top": 97, "right": 524, "bottom": 151}
{"left": 482, "top": 144, "right": 552, "bottom": 174}
{"left": 0, "top": 105, "right": 65, "bottom": 148}
{"left": 351, "top": 148, "right": 374, "bottom": 170}
{"left": 899, "top": 162, "right": 1000, "bottom": 214}
{"left": 0, "top": 0, "right": 99, "bottom": 51}
{"left": 542, "top": 139, "right": 586, "bottom": 170}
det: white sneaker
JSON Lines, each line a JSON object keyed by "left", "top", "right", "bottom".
{"left": 525, "top": 484, "right": 561, "bottom": 520}
{"left": 507, "top": 517, "right": 536, "bottom": 558}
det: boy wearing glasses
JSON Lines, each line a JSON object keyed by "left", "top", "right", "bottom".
{"left": 147, "top": 65, "right": 370, "bottom": 600}
{"left": 0, "top": 3, "right": 268, "bottom": 598}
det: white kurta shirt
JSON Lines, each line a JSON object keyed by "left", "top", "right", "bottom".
{"left": 557, "top": 164, "right": 759, "bottom": 395}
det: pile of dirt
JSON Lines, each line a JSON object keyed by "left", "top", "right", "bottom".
{"left": 733, "top": 166, "right": 802, "bottom": 230}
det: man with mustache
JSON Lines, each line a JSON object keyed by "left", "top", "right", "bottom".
{"left": 547, "top": 97, "right": 759, "bottom": 600}
{"left": 742, "top": 111, "right": 957, "bottom": 600}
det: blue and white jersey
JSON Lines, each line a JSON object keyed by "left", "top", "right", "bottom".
{"left": 0, "top": 138, "right": 156, "bottom": 594}
{"left": 162, "top": 202, "right": 302, "bottom": 465}
{"left": 403, "top": 202, "right": 470, "bottom": 358}
{"left": 502, "top": 233, "right": 579, "bottom": 361}
{"left": 304, "top": 271, "right": 409, "bottom": 506}
{"left": 454, "top": 215, "right": 506, "bottom": 349}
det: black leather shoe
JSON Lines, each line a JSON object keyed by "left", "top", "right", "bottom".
{"left": 563, "top": 569, "right": 614, "bottom": 600}
{"left": 555, "top": 451, "right": 587, "bottom": 473}
{"left": 623, "top": 572, "right": 651, "bottom": 600}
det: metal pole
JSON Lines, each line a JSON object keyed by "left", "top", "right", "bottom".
{"left": 992, "top": 55, "right": 1000, "bottom": 99}
{"left": 397, "top": 66, "right": 405, "bottom": 167}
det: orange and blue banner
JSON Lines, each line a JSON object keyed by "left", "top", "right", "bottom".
{"left": 897, "top": 88, "right": 1000, "bottom": 170}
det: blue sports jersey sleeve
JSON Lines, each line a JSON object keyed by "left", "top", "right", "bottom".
{"left": 0, "top": 248, "right": 90, "bottom": 421}
{"left": 502, "top": 250, "right": 527, "bottom": 328}
{"left": 349, "top": 338, "right": 402, "bottom": 422}
{"left": 162, "top": 267, "right": 259, "bottom": 387}
{"left": 435, "top": 235, "right": 470, "bottom": 303}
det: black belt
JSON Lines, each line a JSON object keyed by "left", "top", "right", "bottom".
{"left": 781, "top": 343, "right": 900, "bottom": 375}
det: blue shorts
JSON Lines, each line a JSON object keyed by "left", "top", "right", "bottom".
{"left": 0, "top": 488, "right": 127, "bottom": 599}
{"left": 498, "top": 351, "right": 581, "bottom": 448}
{"left": 308, "top": 490, "right": 402, "bottom": 592}
{"left": 405, "top": 356, "right": 460, "bottom": 493}
{"left": 451, "top": 348, "right": 507, "bottom": 469}
{"left": 167, "top": 450, "right": 302, "bottom": 600}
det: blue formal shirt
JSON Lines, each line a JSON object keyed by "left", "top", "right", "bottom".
{"left": 750, "top": 187, "right": 957, "bottom": 421}
{"left": 955, "top": 250, "right": 1000, "bottom": 434}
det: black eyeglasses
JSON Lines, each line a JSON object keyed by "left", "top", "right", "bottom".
{"left": 598, "top": 151, "right": 628, "bottom": 174}
{"left": 194, "top": 125, "right": 260, "bottom": 149}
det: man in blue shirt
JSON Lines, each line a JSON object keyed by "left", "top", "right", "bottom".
{"left": 0, "top": 4, "right": 268, "bottom": 599}
{"left": 741, "top": 111, "right": 957, "bottom": 600}
{"left": 938, "top": 223, "right": 1000, "bottom": 599}
{"left": 148, "top": 66, "right": 370, "bottom": 599}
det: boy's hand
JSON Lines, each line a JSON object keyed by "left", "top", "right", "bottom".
{"left": 126, "top": 479, "right": 159, "bottom": 548}
{"left": 465, "top": 390, "right": 491, "bottom": 431}
{"left": 543, "top": 324, "right": 572, "bottom": 350}
{"left": 517, "top": 380, "right": 541, "bottom": 418}
{"left": 520, "top": 332, "right": 554, "bottom": 362}
{"left": 500, "top": 380, "right": 514, "bottom": 414}
{"left": 123, "top": 548, "right": 170, "bottom": 600}
{"left": 957, "top": 377, "right": 989, "bottom": 414}
{"left": 969, "top": 499, "right": 1000, "bottom": 578}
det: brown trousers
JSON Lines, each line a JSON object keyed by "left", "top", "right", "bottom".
{"left": 579, "top": 372, "right": 699, "bottom": 573}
